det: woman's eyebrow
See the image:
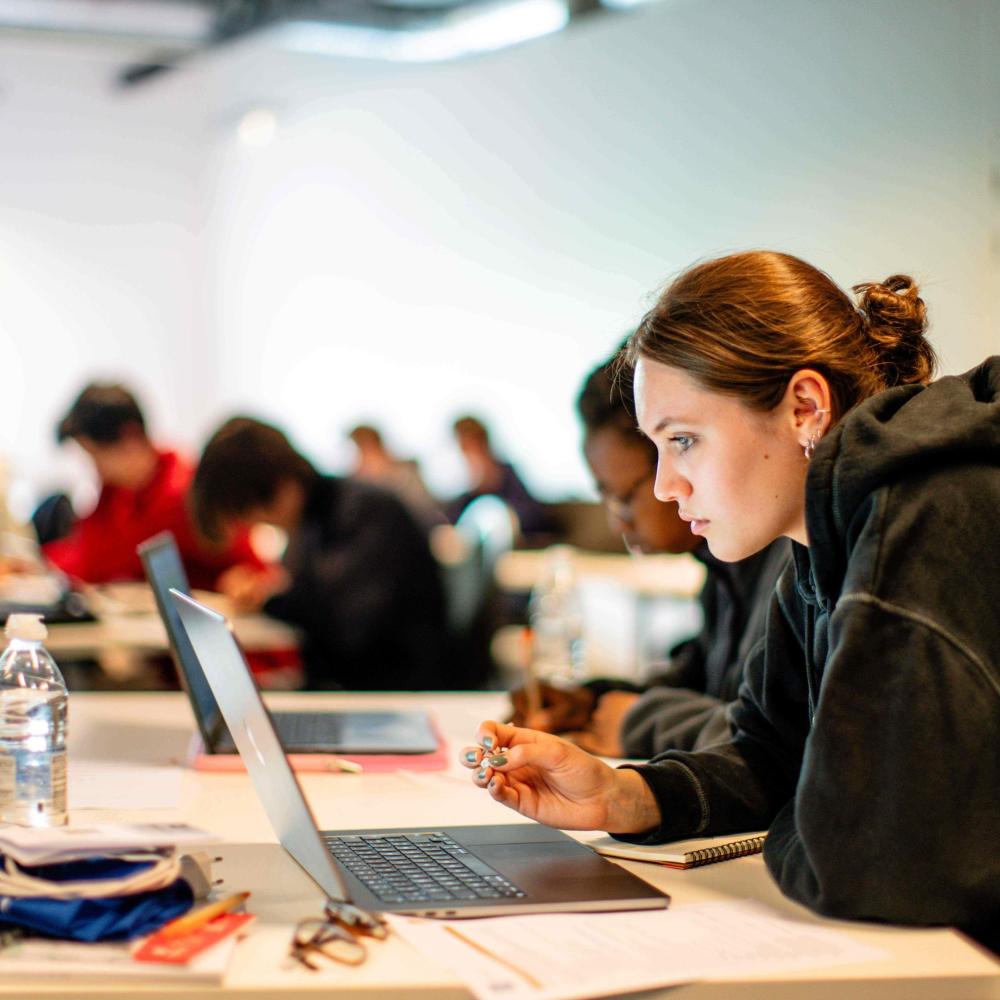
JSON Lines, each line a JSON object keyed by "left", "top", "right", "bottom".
{"left": 651, "top": 415, "right": 678, "bottom": 434}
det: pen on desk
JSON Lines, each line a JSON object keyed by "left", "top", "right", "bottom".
{"left": 444, "top": 925, "right": 543, "bottom": 989}
{"left": 521, "top": 625, "right": 542, "bottom": 719}
{"left": 326, "top": 757, "right": 364, "bottom": 774}
{"left": 156, "top": 891, "right": 250, "bottom": 939}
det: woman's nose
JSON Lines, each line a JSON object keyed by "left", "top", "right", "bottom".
{"left": 654, "top": 461, "right": 686, "bottom": 504}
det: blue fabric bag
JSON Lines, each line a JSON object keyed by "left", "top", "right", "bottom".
{"left": 0, "top": 856, "right": 193, "bottom": 942}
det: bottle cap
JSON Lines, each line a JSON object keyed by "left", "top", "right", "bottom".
{"left": 4, "top": 613, "right": 48, "bottom": 642}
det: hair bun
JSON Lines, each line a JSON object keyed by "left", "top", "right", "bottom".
{"left": 852, "top": 274, "right": 935, "bottom": 386}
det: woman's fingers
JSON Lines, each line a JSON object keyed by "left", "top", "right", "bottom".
{"left": 486, "top": 772, "right": 518, "bottom": 809}
{"left": 461, "top": 720, "right": 543, "bottom": 768}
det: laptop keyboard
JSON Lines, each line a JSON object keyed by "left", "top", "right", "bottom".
{"left": 324, "top": 832, "right": 527, "bottom": 904}
{"left": 275, "top": 712, "right": 332, "bottom": 744}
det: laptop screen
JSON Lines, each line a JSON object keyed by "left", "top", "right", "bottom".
{"left": 137, "top": 531, "right": 225, "bottom": 748}
{"left": 169, "top": 588, "right": 349, "bottom": 903}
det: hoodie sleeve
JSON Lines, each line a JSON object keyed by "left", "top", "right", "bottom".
{"left": 616, "top": 582, "right": 809, "bottom": 842}
{"left": 619, "top": 687, "right": 732, "bottom": 757}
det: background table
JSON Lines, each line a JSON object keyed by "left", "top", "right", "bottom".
{"left": 492, "top": 550, "right": 706, "bottom": 680}
{"left": 42, "top": 583, "right": 301, "bottom": 688}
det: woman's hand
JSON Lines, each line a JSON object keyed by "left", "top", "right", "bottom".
{"left": 459, "top": 720, "right": 661, "bottom": 834}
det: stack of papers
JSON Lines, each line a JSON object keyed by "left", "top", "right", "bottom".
{"left": 0, "top": 935, "right": 237, "bottom": 984}
{"left": 388, "top": 900, "right": 889, "bottom": 1000}
{"left": 0, "top": 822, "right": 218, "bottom": 866}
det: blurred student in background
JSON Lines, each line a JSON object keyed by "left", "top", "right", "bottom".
{"left": 510, "top": 351, "right": 789, "bottom": 756}
{"left": 44, "top": 383, "right": 264, "bottom": 590}
{"left": 347, "top": 423, "right": 444, "bottom": 532}
{"left": 193, "top": 416, "right": 454, "bottom": 690}
{"left": 446, "top": 415, "right": 551, "bottom": 538}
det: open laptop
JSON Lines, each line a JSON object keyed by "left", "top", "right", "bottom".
{"left": 137, "top": 532, "right": 438, "bottom": 758}
{"left": 170, "top": 589, "right": 670, "bottom": 918}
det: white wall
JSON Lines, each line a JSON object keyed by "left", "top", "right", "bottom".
{"left": 186, "top": 0, "right": 1000, "bottom": 496}
{"left": 1, "top": 0, "right": 998, "bottom": 510}
{"left": 0, "top": 35, "right": 203, "bottom": 512}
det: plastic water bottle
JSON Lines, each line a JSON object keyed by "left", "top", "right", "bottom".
{"left": 0, "top": 613, "right": 68, "bottom": 827}
{"left": 527, "top": 546, "right": 586, "bottom": 684}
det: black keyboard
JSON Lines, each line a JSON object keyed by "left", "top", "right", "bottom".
{"left": 274, "top": 712, "right": 331, "bottom": 744}
{"left": 324, "top": 832, "right": 527, "bottom": 904}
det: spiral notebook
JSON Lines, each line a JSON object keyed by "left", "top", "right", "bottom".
{"left": 587, "top": 832, "right": 767, "bottom": 869}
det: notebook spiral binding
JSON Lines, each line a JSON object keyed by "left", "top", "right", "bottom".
{"left": 686, "top": 835, "right": 767, "bottom": 867}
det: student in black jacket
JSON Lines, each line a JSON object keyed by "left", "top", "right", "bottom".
{"left": 462, "top": 251, "right": 1000, "bottom": 951}
{"left": 509, "top": 351, "right": 789, "bottom": 756}
{"left": 192, "top": 417, "right": 454, "bottom": 691}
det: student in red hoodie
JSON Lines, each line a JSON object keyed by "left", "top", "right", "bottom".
{"left": 44, "top": 383, "right": 266, "bottom": 591}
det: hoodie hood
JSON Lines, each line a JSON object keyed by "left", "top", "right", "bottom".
{"left": 804, "top": 356, "right": 1000, "bottom": 601}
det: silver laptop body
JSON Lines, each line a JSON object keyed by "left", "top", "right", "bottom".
{"left": 170, "top": 589, "right": 670, "bottom": 918}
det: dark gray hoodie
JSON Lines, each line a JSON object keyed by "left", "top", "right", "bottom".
{"left": 621, "top": 357, "right": 1000, "bottom": 948}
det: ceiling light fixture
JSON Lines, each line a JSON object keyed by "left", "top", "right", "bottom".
{"left": 274, "top": 0, "right": 569, "bottom": 64}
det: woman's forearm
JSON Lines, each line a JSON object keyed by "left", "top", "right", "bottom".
{"left": 604, "top": 768, "right": 662, "bottom": 834}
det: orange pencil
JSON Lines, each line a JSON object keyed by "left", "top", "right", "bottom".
{"left": 157, "top": 892, "right": 250, "bottom": 939}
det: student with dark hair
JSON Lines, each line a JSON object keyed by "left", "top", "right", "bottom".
{"left": 509, "top": 350, "right": 789, "bottom": 757}
{"left": 464, "top": 251, "right": 1000, "bottom": 951}
{"left": 446, "top": 415, "right": 551, "bottom": 537}
{"left": 44, "top": 383, "right": 263, "bottom": 589}
{"left": 193, "top": 417, "right": 454, "bottom": 691}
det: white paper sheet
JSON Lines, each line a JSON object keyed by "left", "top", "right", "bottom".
{"left": 0, "top": 821, "right": 218, "bottom": 865}
{"left": 387, "top": 900, "right": 889, "bottom": 1000}
{"left": 69, "top": 760, "right": 183, "bottom": 809}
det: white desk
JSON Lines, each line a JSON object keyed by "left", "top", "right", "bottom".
{"left": 10, "top": 691, "right": 998, "bottom": 998}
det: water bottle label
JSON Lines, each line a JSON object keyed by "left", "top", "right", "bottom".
{"left": 0, "top": 755, "right": 14, "bottom": 804}
{"left": 50, "top": 751, "right": 67, "bottom": 804}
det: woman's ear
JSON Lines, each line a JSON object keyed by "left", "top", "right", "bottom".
{"left": 783, "top": 369, "right": 833, "bottom": 453}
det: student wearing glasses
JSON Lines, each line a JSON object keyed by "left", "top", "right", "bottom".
{"left": 509, "top": 351, "right": 789, "bottom": 757}
{"left": 465, "top": 251, "right": 1000, "bottom": 950}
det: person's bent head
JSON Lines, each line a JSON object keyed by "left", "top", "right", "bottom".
{"left": 627, "top": 250, "right": 936, "bottom": 562}
{"left": 193, "top": 417, "right": 318, "bottom": 542}
{"left": 56, "top": 383, "right": 157, "bottom": 490}
{"left": 452, "top": 415, "right": 493, "bottom": 457}
{"left": 576, "top": 348, "right": 698, "bottom": 556}
{"left": 348, "top": 424, "right": 385, "bottom": 453}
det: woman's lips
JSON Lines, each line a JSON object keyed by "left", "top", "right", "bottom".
{"left": 679, "top": 513, "right": 709, "bottom": 535}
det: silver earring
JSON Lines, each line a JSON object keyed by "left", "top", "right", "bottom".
{"left": 803, "top": 408, "right": 830, "bottom": 461}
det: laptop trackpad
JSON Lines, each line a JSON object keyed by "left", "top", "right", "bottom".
{"left": 477, "top": 843, "right": 651, "bottom": 901}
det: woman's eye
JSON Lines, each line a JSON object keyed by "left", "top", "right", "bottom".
{"left": 670, "top": 435, "right": 694, "bottom": 454}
